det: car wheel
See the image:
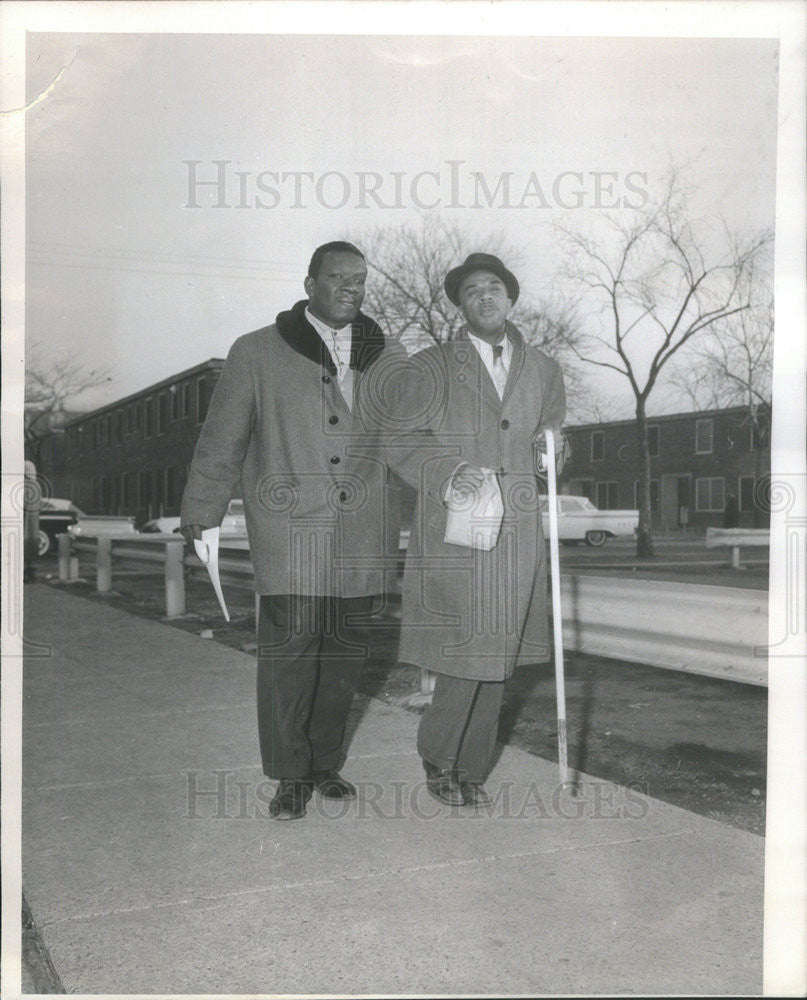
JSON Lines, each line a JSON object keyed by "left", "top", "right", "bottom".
{"left": 584, "top": 530, "right": 608, "bottom": 547}
{"left": 37, "top": 530, "right": 51, "bottom": 556}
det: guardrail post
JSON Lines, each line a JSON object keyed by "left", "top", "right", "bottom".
{"left": 164, "top": 539, "right": 186, "bottom": 618}
{"left": 731, "top": 545, "right": 741, "bottom": 569}
{"left": 97, "top": 537, "right": 112, "bottom": 593}
{"left": 58, "top": 534, "right": 72, "bottom": 581}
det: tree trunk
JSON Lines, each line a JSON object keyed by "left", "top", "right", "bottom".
{"left": 635, "top": 400, "right": 655, "bottom": 557}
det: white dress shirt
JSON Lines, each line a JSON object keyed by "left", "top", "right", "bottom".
{"left": 305, "top": 307, "right": 353, "bottom": 379}
{"left": 306, "top": 307, "right": 354, "bottom": 409}
{"left": 467, "top": 330, "right": 512, "bottom": 398}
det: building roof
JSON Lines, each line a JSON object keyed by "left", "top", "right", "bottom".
{"left": 565, "top": 403, "right": 769, "bottom": 432}
{"left": 63, "top": 359, "right": 225, "bottom": 427}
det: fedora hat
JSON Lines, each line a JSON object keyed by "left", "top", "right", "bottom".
{"left": 444, "top": 252, "right": 519, "bottom": 306}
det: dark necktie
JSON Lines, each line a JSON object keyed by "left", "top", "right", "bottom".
{"left": 491, "top": 343, "right": 507, "bottom": 399}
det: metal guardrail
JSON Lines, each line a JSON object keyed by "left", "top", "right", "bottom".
{"left": 558, "top": 574, "right": 768, "bottom": 686}
{"left": 705, "top": 527, "right": 770, "bottom": 569}
{"left": 57, "top": 534, "right": 769, "bottom": 686}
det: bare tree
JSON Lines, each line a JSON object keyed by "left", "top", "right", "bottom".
{"left": 669, "top": 286, "right": 773, "bottom": 414}
{"left": 668, "top": 274, "right": 773, "bottom": 526}
{"left": 352, "top": 214, "right": 590, "bottom": 417}
{"left": 25, "top": 344, "right": 111, "bottom": 465}
{"left": 558, "top": 169, "right": 772, "bottom": 555}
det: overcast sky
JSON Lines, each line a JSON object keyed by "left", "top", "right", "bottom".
{"left": 24, "top": 30, "right": 778, "bottom": 416}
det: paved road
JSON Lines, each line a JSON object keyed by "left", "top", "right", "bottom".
{"left": 555, "top": 535, "right": 769, "bottom": 589}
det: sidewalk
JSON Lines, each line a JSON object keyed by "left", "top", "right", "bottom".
{"left": 21, "top": 584, "right": 764, "bottom": 996}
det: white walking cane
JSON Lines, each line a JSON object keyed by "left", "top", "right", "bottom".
{"left": 544, "top": 428, "right": 571, "bottom": 788}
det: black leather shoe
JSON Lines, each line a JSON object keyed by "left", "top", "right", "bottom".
{"left": 423, "top": 761, "right": 465, "bottom": 806}
{"left": 459, "top": 781, "right": 493, "bottom": 807}
{"left": 312, "top": 769, "right": 356, "bottom": 800}
{"left": 269, "top": 778, "right": 313, "bottom": 820}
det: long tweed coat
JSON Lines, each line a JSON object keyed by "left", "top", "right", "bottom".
{"left": 181, "top": 300, "right": 407, "bottom": 597}
{"left": 392, "top": 323, "right": 566, "bottom": 681}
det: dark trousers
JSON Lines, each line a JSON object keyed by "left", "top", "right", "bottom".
{"left": 417, "top": 673, "right": 505, "bottom": 784}
{"left": 257, "top": 594, "right": 371, "bottom": 779}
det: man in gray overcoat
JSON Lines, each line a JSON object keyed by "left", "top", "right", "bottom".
{"left": 391, "top": 253, "right": 567, "bottom": 807}
{"left": 180, "top": 241, "right": 408, "bottom": 821}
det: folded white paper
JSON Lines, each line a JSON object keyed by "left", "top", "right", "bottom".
{"left": 443, "top": 468, "right": 504, "bottom": 551}
{"left": 193, "top": 526, "right": 230, "bottom": 622}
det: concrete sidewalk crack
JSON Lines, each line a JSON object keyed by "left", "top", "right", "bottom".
{"left": 39, "top": 827, "right": 693, "bottom": 927}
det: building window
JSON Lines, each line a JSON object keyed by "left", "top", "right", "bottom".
{"left": 164, "top": 467, "right": 175, "bottom": 508}
{"left": 144, "top": 397, "right": 154, "bottom": 437}
{"left": 115, "top": 411, "right": 123, "bottom": 444}
{"left": 647, "top": 425, "right": 659, "bottom": 458}
{"left": 197, "top": 378, "right": 209, "bottom": 423}
{"left": 123, "top": 472, "right": 134, "bottom": 507}
{"left": 695, "top": 418, "right": 713, "bottom": 454}
{"left": 633, "top": 479, "right": 660, "bottom": 512}
{"left": 591, "top": 431, "right": 605, "bottom": 462}
{"left": 571, "top": 479, "right": 595, "bottom": 503}
{"left": 695, "top": 477, "right": 725, "bottom": 512}
{"left": 739, "top": 476, "right": 756, "bottom": 512}
{"left": 138, "top": 470, "right": 152, "bottom": 509}
{"left": 127, "top": 406, "right": 135, "bottom": 434}
{"left": 157, "top": 393, "right": 168, "bottom": 435}
{"left": 101, "top": 476, "right": 111, "bottom": 512}
{"left": 136, "top": 402, "right": 142, "bottom": 431}
{"left": 170, "top": 386, "right": 180, "bottom": 421}
{"left": 596, "top": 481, "right": 619, "bottom": 509}
{"left": 106, "top": 415, "right": 113, "bottom": 444}
{"left": 182, "top": 383, "right": 191, "bottom": 417}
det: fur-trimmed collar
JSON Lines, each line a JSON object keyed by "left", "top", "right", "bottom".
{"left": 276, "top": 300, "right": 387, "bottom": 374}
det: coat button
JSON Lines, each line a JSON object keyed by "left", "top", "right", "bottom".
{"left": 329, "top": 415, "right": 339, "bottom": 425}
{"left": 501, "top": 419, "right": 510, "bottom": 429}
{"left": 322, "top": 375, "right": 331, "bottom": 384}
{"left": 330, "top": 456, "right": 341, "bottom": 464}
{"left": 339, "top": 491, "right": 348, "bottom": 502}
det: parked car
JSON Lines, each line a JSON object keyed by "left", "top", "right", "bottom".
{"left": 139, "top": 499, "right": 247, "bottom": 537}
{"left": 36, "top": 498, "right": 80, "bottom": 555}
{"left": 67, "top": 513, "right": 138, "bottom": 539}
{"left": 539, "top": 494, "right": 639, "bottom": 547}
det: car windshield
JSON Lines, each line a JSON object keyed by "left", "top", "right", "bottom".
{"left": 227, "top": 500, "right": 245, "bottom": 516}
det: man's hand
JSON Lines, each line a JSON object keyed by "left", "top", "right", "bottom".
{"left": 534, "top": 431, "right": 569, "bottom": 476}
{"left": 179, "top": 523, "right": 207, "bottom": 547}
{"left": 450, "top": 464, "right": 485, "bottom": 496}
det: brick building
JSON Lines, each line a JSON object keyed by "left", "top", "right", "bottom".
{"left": 37, "top": 362, "right": 771, "bottom": 534}
{"left": 562, "top": 405, "right": 771, "bottom": 530}
{"left": 37, "top": 360, "right": 224, "bottom": 523}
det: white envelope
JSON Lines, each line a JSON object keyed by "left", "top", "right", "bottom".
{"left": 193, "top": 526, "right": 231, "bottom": 622}
{"left": 443, "top": 468, "right": 504, "bottom": 551}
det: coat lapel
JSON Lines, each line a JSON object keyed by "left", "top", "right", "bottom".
{"left": 451, "top": 328, "right": 499, "bottom": 413}
{"left": 276, "top": 300, "right": 387, "bottom": 379}
{"left": 452, "top": 324, "right": 526, "bottom": 411}
{"left": 501, "top": 321, "right": 526, "bottom": 405}
{"left": 276, "top": 300, "right": 337, "bottom": 375}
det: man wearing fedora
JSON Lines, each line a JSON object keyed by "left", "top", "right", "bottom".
{"left": 391, "top": 252, "right": 567, "bottom": 807}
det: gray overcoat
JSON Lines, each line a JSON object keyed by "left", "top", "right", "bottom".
{"left": 392, "top": 323, "right": 566, "bottom": 681}
{"left": 181, "top": 300, "right": 408, "bottom": 597}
